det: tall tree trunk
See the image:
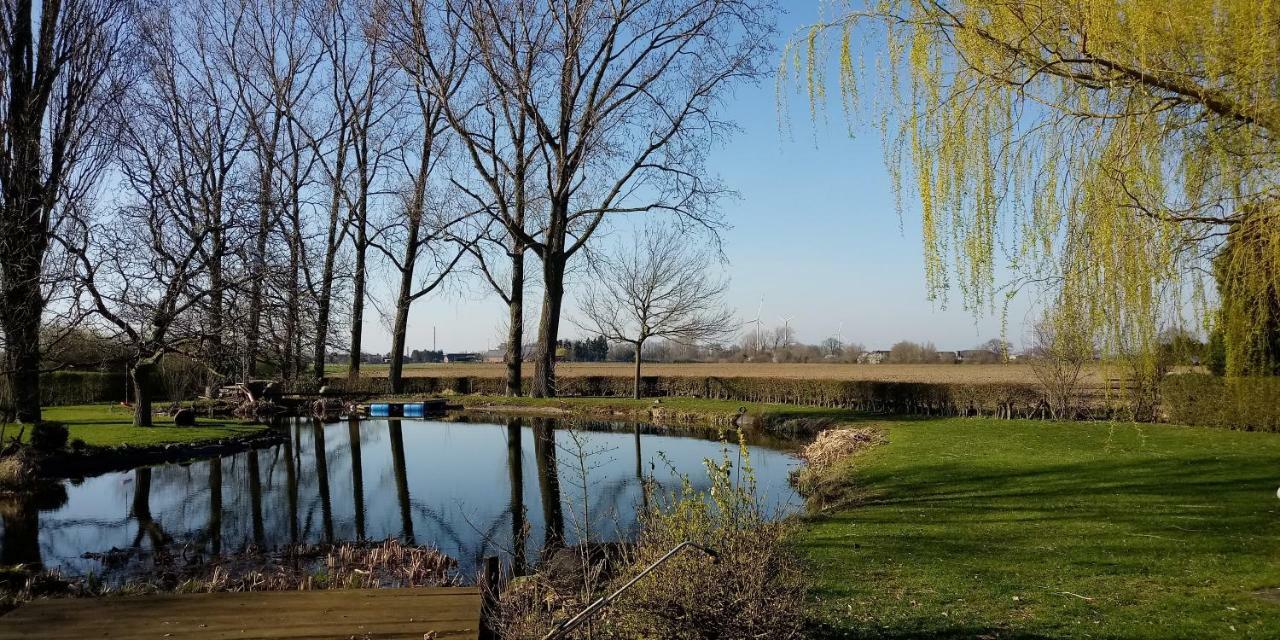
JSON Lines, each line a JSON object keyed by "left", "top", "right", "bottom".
{"left": 204, "top": 221, "right": 224, "bottom": 398}
{"left": 633, "top": 339, "right": 644, "bottom": 399}
{"left": 130, "top": 361, "right": 156, "bottom": 427}
{"left": 505, "top": 246, "right": 525, "bottom": 396}
{"left": 387, "top": 210, "right": 421, "bottom": 395}
{"left": 0, "top": 308, "right": 41, "bottom": 423}
{"left": 348, "top": 196, "right": 368, "bottom": 382}
{"left": 245, "top": 165, "right": 272, "bottom": 380}
{"left": 312, "top": 154, "right": 346, "bottom": 382}
{"left": 530, "top": 255, "right": 566, "bottom": 398}
{"left": 0, "top": 178, "right": 47, "bottom": 423}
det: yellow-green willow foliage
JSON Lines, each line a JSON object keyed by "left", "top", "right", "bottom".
{"left": 788, "top": 0, "right": 1280, "bottom": 374}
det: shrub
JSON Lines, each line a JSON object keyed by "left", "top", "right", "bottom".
{"left": 495, "top": 435, "right": 808, "bottom": 640}
{"left": 30, "top": 422, "right": 69, "bottom": 452}
{"left": 606, "top": 436, "right": 808, "bottom": 639}
{"left": 1161, "top": 374, "right": 1280, "bottom": 432}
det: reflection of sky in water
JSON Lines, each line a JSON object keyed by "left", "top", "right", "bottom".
{"left": 2, "top": 418, "right": 799, "bottom": 580}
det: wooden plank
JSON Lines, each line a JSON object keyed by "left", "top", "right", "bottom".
{"left": 0, "top": 587, "right": 481, "bottom": 640}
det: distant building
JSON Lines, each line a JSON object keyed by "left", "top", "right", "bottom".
{"left": 935, "top": 351, "right": 960, "bottom": 364}
{"left": 444, "top": 352, "right": 480, "bottom": 363}
{"left": 957, "top": 349, "right": 1000, "bottom": 364}
{"left": 483, "top": 349, "right": 505, "bottom": 363}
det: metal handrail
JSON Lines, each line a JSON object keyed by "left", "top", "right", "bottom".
{"left": 539, "top": 541, "right": 719, "bottom": 640}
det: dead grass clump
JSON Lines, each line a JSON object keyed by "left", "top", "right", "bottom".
{"left": 799, "top": 427, "right": 885, "bottom": 472}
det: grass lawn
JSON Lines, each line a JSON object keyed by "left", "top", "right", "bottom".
{"left": 0, "top": 404, "right": 265, "bottom": 448}
{"left": 798, "top": 418, "right": 1280, "bottom": 639}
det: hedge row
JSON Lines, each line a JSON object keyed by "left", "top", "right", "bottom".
{"left": 304, "top": 375, "right": 1061, "bottom": 419}
{"left": 0, "top": 371, "right": 130, "bottom": 407}
{"left": 1160, "top": 374, "right": 1280, "bottom": 432}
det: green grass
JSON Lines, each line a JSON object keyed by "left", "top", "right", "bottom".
{"left": 797, "top": 418, "right": 1280, "bottom": 639}
{"left": 451, "top": 394, "right": 863, "bottom": 423}
{"left": 0, "top": 404, "right": 265, "bottom": 448}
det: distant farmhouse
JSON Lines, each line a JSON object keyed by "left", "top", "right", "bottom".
{"left": 935, "top": 350, "right": 960, "bottom": 364}
{"left": 444, "top": 352, "right": 480, "bottom": 363}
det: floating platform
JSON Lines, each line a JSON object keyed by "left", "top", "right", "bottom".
{"left": 362, "top": 399, "right": 452, "bottom": 418}
{"left": 0, "top": 586, "right": 482, "bottom": 640}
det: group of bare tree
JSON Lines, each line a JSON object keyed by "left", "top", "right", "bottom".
{"left": 0, "top": 0, "right": 774, "bottom": 424}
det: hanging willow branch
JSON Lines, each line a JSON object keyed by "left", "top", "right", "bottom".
{"left": 786, "top": 0, "right": 1280, "bottom": 376}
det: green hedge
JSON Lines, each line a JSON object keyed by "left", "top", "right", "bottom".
{"left": 306, "top": 375, "right": 1057, "bottom": 419}
{"left": 0, "top": 371, "right": 131, "bottom": 407}
{"left": 1161, "top": 374, "right": 1280, "bottom": 432}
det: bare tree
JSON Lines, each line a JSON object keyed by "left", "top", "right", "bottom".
{"left": 0, "top": 0, "right": 131, "bottom": 422}
{"left": 408, "top": 0, "right": 775, "bottom": 397}
{"left": 1028, "top": 308, "right": 1093, "bottom": 420}
{"left": 576, "top": 225, "right": 734, "bottom": 398}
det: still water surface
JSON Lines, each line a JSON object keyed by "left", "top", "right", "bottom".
{"left": 1, "top": 417, "right": 800, "bottom": 579}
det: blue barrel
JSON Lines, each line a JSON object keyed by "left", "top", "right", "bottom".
{"left": 403, "top": 402, "right": 425, "bottom": 418}
{"left": 369, "top": 403, "right": 391, "bottom": 417}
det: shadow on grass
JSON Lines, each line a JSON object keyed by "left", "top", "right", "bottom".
{"left": 797, "top": 428, "right": 1280, "bottom": 638}
{"left": 805, "top": 621, "right": 1056, "bottom": 640}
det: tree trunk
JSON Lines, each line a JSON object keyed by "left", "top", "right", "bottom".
{"left": 505, "top": 247, "right": 525, "bottom": 396}
{"left": 387, "top": 206, "right": 422, "bottom": 395}
{"left": 348, "top": 202, "right": 368, "bottom": 382}
{"left": 204, "top": 263, "right": 223, "bottom": 398}
{"left": 131, "top": 361, "right": 155, "bottom": 427}
{"left": 388, "top": 298, "right": 411, "bottom": 394}
{"left": 633, "top": 339, "right": 644, "bottom": 399}
{"left": 0, "top": 309, "right": 41, "bottom": 423}
{"left": 530, "top": 255, "right": 566, "bottom": 398}
{"left": 245, "top": 165, "right": 272, "bottom": 380}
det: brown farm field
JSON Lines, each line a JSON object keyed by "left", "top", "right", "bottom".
{"left": 330, "top": 361, "right": 1106, "bottom": 384}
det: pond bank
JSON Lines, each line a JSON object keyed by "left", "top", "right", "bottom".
{"left": 1, "top": 404, "right": 277, "bottom": 480}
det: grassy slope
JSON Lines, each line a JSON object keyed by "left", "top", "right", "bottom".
{"left": 799, "top": 419, "right": 1280, "bottom": 639}
{"left": 0, "top": 405, "right": 264, "bottom": 447}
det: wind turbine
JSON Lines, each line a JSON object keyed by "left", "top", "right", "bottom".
{"left": 753, "top": 296, "right": 764, "bottom": 352}
{"left": 778, "top": 315, "right": 795, "bottom": 348}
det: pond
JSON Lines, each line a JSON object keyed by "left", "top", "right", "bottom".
{"left": 0, "top": 416, "right": 801, "bottom": 580}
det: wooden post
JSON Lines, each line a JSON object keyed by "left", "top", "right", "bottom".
{"left": 478, "top": 555, "right": 502, "bottom": 640}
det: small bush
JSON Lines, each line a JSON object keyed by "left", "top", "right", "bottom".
{"left": 606, "top": 436, "right": 808, "bottom": 639}
{"left": 30, "top": 422, "right": 70, "bottom": 452}
{"left": 495, "top": 435, "right": 808, "bottom": 640}
{"left": 69, "top": 438, "right": 87, "bottom": 451}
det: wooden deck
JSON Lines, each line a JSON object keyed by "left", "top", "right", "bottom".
{"left": 0, "top": 587, "right": 482, "bottom": 640}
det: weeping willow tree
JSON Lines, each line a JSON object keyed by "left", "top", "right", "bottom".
{"left": 788, "top": 0, "right": 1280, "bottom": 378}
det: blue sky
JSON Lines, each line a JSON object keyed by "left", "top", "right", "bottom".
{"left": 367, "top": 5, "right": 1037, "bottom": 355}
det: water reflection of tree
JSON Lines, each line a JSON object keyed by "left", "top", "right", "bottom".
{"left": 312, "top": 420, "right": 334, "bottom": 542}
{"left": 507, "top": 418, "right": 526, "bottom": 575}
{"left": 0, "top": 483, "right": 66, "bottom": 567}
{"left": 532, "top": 418, "right": 564, "bottom": 549}
{"left": 389, "top": 422, "right": 415, "bottom": 543}
{"left": 246, "top": 450, "right": 265, "bottom": 546}
{"left": 131, "top": 468, "right": 171, "bottom": 549}
{"left": 347, "top": 420, "right": 365, "bottom": 540}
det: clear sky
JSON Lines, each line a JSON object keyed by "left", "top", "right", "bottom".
{"left": 363, "top": 5, "right": 1038, "bottom": 355}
